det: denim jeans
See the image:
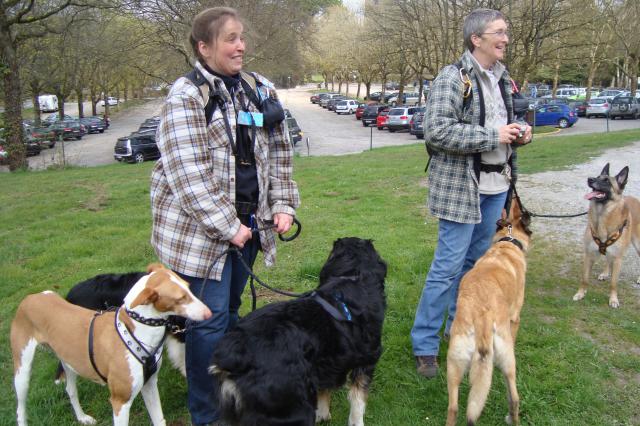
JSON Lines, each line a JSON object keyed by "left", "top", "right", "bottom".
{"left": 177, "top": 238, "right": 260, "bottom": 425}
{"left": 411, "top": 191, "right": 507, "bottom": 356}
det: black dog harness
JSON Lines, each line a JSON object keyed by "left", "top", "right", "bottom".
{"left": 87, "top": 308, "right": 167, "bottom": 384}
{"left": 590, "top": 219, "right": 628, "bottom": 255}
{"left": 310, "top": 291, "right": 353, "bottom": 322}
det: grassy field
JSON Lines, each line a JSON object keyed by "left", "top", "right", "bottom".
{"left": 1, "top": 130, "right": 639, "bottom": 425}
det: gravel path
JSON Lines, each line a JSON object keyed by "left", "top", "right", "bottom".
{"left": 517, "top": 142, "right": 640, "bottom": 282}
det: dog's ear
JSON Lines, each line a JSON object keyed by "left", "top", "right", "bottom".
{"left": 600, "top": 163, "right": 610, "bottom": 176}
{"left": 129, "top": 287, "right": 158, "bottom": 308}
{"left": 146, "top": 263, "right": 165, "bottom": 273}
{"left": 615, "top": 166, "right": 629, "bottom": 191}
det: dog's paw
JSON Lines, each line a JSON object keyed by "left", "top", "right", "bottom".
{"left": 78, "top": 414, "right": 96, "bottom": 425}
{"left": 505, "top": 413, "right": 513, "bottom": 425}
{"left": 609, "top": 297, "right": 620, "bottom": 308}
{"left": 597, "top": 273, "right": 610, "bottom": 281}
{"left": 572, "top": 291, "right": 586, "bottom": 301}
{"left": 315, "top": 410, "right": 332, "bottom": 423}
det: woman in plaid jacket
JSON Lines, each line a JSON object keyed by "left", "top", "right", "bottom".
{"left": 150, "top": 7, "right": 299, "bottom": 425}
{"left": 411, "top": 8, "right": 531, "bottom": 379}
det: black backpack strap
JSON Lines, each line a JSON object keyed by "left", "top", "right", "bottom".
{"left": 184, "top": 68, "right": 236, "bottom": 155}
{"left": 185, "top": 69, "right": 217, "bottom": 126}
{"left": 239, "top": 71, "right": 262, "bottom": 110}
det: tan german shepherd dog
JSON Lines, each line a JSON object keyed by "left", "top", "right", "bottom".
{"left": 573, "top": 163, "right": 640, "bottom": 308}
{"left": 446, "top": 196, "right": 532, "bottom": 426}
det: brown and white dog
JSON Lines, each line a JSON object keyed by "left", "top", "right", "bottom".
{"left": 446, "top": 197, "right": 532, "bottom": 426}
{"left": 573, "top": 163, "right": 640, "bottom": 308}
{"left": 10, "top": 263, "right": 211, "bottom": 426}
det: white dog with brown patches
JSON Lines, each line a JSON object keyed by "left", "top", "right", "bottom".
{"left": 10, "top": 263, "right": 211, "bottom": 426}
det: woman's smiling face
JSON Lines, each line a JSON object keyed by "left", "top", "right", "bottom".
{"left": 471, "top": 19, "right": 509, "bottom": 67}
{"left": 199, "top": 17, "right": 245, "bottom": 76}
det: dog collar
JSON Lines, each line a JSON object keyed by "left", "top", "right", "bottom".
{"left": 125, "top": 308, "right": 169, "bottom": 327}
{"left": 498, "top": 236, "right": 524, "bottom": 251}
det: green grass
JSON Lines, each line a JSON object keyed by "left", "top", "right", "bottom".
{"left": 1, "top": 129, "right": 640, "bottom": 425}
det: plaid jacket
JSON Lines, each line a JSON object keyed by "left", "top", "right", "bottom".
{"left": 150, "top": 61, "right": 300, "bottom": 280}
{"left": 424, "top": 50, "right": 518, "bottom": 224}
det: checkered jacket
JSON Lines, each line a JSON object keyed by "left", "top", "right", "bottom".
{"left": 150, "top": 61, "right": 300, "bottom": 280}
{"left": 424, "top": 51, "right": 518, "bottom": 224}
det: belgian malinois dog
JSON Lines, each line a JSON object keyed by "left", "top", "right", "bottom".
{"left": 573, "top": 163, "right": 640, "bottom": 308}
{"left": 446, "top": 196, "right": 532, "bottom": 426}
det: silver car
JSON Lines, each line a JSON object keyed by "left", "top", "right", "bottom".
{"left": 386, "top": 106, "right": 419, "bottom": 132}
{"left": 585, "top": 98, "right": 610, "bottom": 118}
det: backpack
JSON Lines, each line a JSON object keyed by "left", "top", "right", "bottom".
{"left": 185, "top": 69, "right": 261, "bottom": 126}
{"left": 185, "top": 69, "right": 285, "bottom": 129}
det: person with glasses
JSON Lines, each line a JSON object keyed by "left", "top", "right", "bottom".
{"left": 411, "top": 8, "right": 531, "bottom": 379}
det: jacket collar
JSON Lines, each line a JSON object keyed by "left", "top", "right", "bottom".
{"left": 461, "top": 50, "right": 507, "bottom": 81}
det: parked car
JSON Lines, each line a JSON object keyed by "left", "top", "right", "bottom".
{"left": 598, "top": 89, "right": 625, "bottom": 101}
{"left": 529, "top": 104, "right": 578, "bottom": 128}
{"left": 385, "top": 81, "right": 400, "bottom": 90}
{"left": 319, "top": 93, "right": 343, "bottom": 108}
{"left": 114, "top": 132, "right": 159, "bottom": 163}
{"left": 376, "top": 108, "right": 391, "bottom": 130}
{"left": 542, "top": 88, "right": 579, "bottom": 100}
{"left": 48, "top": 120, "right": 85, "bottom": 140}
{"left": 608, "top": 96, "right": 640, "bottom": 119}
{"left": 99, "top": 96, "right": 119, "bottom": 107}
{"left": 367, "top": 92, "right": 382, "bottom": 101}
{"left": 43, "top": 113, "right": 75, "bottom": 124}
{"left": 388, "top": 92, "right": 422, "bottom": 107}
{"left": 572, "top": 101, "right": 589, "bottom": 117}
{"left": 355, "top": 103, "right": 366, "bottom": 120}
{"left": 334, "top": 99, "right": 358, "bottom": 115}
{"left": 25, "top": 125, "right": 56, "bottom": 148}
{"left": 383, "top": 92, "right": 398, "bottom": 103}
{"left": 326, "top": 96, "right": 346, "bottom": 111}
{"left": 362, "top": 104, "right": 387, "bottom": 127}
{"left": 310, "top": 93, "right": 322, "bottom": 104}
{"left": 409, "top": 107, "right": 426, "bottom": 139}
{"left": 80, "top": 117, "right": 106, "bottom": 134}
{"left": 386, "top": 106, "right": 419, "bottom": 132}
{"left": 285, "top": 116, "right": 303, "bottom": 145}
{"left": 0, "top": 135, "right": 41, "bottom": 161}
{"left": 585, "top": 98, "right": 610, "bottom": 118}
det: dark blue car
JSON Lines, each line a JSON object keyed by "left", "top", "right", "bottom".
{"left": 530, "top": 104, "right": 578, "bottom": 128}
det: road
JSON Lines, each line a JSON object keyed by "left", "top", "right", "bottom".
{"left": 9, "top": 84, "right": 640, "bottom": 170}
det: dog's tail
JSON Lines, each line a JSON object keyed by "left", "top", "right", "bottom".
{"left": 467, "top": 308, "right": 494, "bottom": 425}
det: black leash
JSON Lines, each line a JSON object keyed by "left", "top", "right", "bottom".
{"left": 198, "top": 218, "right": 303, "bottom": 308}
{"left": 510, "top": 184, "right": 588, "bottom": 219}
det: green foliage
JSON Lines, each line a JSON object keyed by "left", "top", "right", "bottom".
{"left": 1, "top": 131, "right": 640, "bottom": 424}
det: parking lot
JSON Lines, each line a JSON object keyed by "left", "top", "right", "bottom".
{"left": 11, "top": 85, "right": 640, "bottom": 171}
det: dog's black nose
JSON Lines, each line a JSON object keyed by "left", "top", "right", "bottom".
{"left": 588, "top": 177, "right": 595, "bottom": 186}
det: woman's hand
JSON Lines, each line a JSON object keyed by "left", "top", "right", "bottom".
{"left": 273, "top": 213, "right": 294, "bottom": 234}
{"left": 230, "top": 224, "right": 252, "bottom": 248}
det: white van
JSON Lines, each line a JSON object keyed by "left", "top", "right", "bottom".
{"left": 38, "top": 94, "right": 58, "bottom": 113}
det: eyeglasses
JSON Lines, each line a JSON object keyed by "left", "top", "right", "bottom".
{"left": 481, "top": 30, "right": 510, "bottom": 38}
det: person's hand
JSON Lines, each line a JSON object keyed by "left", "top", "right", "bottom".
{"left": 498, "top": 123, "right": 521, "bottom": 144}
{"left": 230, "top": 224, "right": 252, "bottom": 248}
{"left": 522, "top": 123, "right": 532, "bottom": 143}
{"left": 273, "top": 213, "right": 293, "bottom": 234}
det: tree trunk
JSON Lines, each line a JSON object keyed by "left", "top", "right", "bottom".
{"left": 76, "top": 89, "right": 84, "bottom": 118}
{"left": 2, "top": 38, "right": 27, "bottom": 170}
{"left": 30, "top": 81, "right": 42, "bottom": 126}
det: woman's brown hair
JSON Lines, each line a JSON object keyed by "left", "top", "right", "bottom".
{"left": 189, "top": 7, "right": 240, "bottom": 62}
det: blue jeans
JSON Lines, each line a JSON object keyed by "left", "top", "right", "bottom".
{"left": 178, "top": 239, "right": 260, "bottom": 425}
{"left": 411, "top": 191, "right": 508, "bottom": 356}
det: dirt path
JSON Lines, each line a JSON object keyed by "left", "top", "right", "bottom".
{"left": 517, "top": 141, "right": 640, "bottom": 283}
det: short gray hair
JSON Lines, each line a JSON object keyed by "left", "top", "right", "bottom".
{"left": 463, "top": 8, "right": 506, "bottom": 52}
